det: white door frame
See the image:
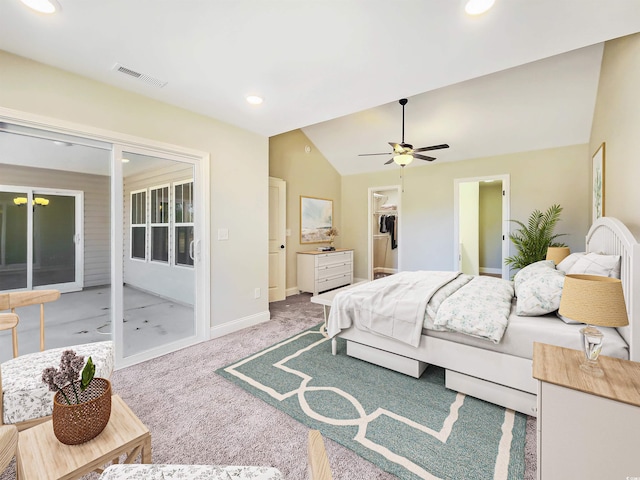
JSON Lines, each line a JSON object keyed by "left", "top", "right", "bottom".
{"left": 453, "top": 174, "right": 510, "bottom": 279}
{"left": 0, "top": 107, "right": 211, "bottom": 369}
{"left": 368, "top": 185, "right": 402, "bottom": 280}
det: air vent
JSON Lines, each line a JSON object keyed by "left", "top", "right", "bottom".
{"left": 112, "top": 63, "right": 167, "bottom": 88}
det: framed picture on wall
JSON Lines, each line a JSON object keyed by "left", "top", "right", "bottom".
{"left": 592, "top": 142, "right": 605, "bottom": 224}
{"left": 300, "top": 196, "right": 333, "bottom": 244}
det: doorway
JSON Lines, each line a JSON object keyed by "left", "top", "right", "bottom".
{"left": 368, "top": 186, "right": 401, "bottom": 280}
{"left": 453, "top": 175, "right": 510, "bottom": 279}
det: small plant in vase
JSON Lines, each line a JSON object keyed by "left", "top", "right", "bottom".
{"left": 42, "top": 350, "right": 112, "bottom": 445}
{"left": 326, "top": 227, "right": 339, "bottom": 250}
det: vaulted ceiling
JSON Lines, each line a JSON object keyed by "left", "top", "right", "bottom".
{"left": 1, "top": 1, "right": 639, "bottom": 175}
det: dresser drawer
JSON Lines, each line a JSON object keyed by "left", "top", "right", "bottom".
{"left": 317, "top": 262, "right": 351, "bottom": 279}
{"left": 317, "top": 251, "right": 351, "bottom": 267}
{"left": 317, "top": 273, "right": 351, "bottom": 293}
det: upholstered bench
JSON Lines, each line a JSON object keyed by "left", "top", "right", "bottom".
{"left": 98, "top": 464, "right": 284, "bottom": 480}
{"left": 1, "top": 341, "right": 114, "bottom": 428}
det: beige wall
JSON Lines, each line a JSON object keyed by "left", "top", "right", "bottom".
{"left": 0, "top": 50, "right": 269, "bottom": 328}
{"left": 269, "top": 130, "right": 342, "bottom": 291}
{"left": 342, "top": 145, "right": 590, "bottom": 279}
{"left": 590, "top": 32, "right": 640, "bottom": 235}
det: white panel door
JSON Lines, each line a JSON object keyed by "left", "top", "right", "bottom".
{"left": 269, "top": 177, "right": 286, "bottom": 302}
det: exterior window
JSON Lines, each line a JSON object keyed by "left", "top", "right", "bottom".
{"left": 150, "top": 185, "right": 169, "bottom": 263}
{"left": 130, "top": 190, "right": 146, "bottom": 260}
{"left": 174, "top": 181, "right": 194, "bottom": 267}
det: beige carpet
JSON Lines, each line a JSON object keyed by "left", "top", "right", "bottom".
{"left": 0, "top": 293, "right": 536, "bottom": 479}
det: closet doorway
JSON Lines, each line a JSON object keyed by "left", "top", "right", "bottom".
{"left": 453, "top": 175, "right": 510, "bottom": 279}
{"left": 368, "top": 186, "right": 401, "bottom": 281}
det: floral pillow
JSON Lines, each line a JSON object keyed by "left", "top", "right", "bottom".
{"left": 515, "top": 268, "right": 565, "bottom": 316}
{"left": 513, "top": 260, "right": 556, "bottom": 293}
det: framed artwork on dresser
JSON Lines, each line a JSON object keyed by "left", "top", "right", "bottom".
{"left": 592, "top": 142, "right": 605, "bottom": 224}
{"left": 300, "top": 196, "right": 333, "bottom": 244}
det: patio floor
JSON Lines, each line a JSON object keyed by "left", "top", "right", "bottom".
{"left": 0, "top": 285, "right": 194, "bottom": 363}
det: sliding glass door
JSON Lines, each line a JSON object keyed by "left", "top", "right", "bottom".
{"left": 0, "top": 188, "right": 82, "bottom": 292}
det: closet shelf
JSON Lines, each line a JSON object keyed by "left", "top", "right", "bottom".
{"left": 374, "top": 210, "right": 397, "bottom": 215}
{"left": 373, "top": 234, "right": 389, "bottom": 238}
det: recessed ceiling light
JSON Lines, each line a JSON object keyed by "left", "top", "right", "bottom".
{"left": 246, "top": 95, "right": 264, "bottom": 105}
{"left": 19, "top": 0, "right": 61, "bottom": 14}
{"left": 121, "top": 158, "right": 130, "bottom": 163}
{"left": 465, "top": 0, "right": 495, "bottom": 15}
{"left": 52, "top": 140, "right": 73, "bottom": 147}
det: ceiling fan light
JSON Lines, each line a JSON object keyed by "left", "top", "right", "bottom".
{"left": 19, "top": 0, "right": 60, "bottom": 14}
{"left": 465, "top": 0, "right": 495, "bottom": 15}
{"left": 394, "top": 154, "right": 413, "bottom": 166}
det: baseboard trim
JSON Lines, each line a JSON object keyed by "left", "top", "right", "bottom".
{"left": 210, "top": 310, "right": 270, "bottom": 338}
{"left": 286, "top": 287, "right": 300, "bottom": 297}
{"left": 479, "top": 267, "right": 502, "bottom": 275}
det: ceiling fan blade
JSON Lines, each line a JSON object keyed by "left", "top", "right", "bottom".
{"left": 358, "top": 152, "right": 391, "bottom": 157}
{"left": 384, "top": 158, "right": 395, "bottom": 165}
{"left": 413, "top": 144, "right": 450, "bottom": 153}
{"left": 413, "top": 154, "right": 436, "bottom": 161}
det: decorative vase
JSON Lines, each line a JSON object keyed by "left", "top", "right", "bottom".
{"left": 52, "top": 377, "right": 112, "bottom": 445}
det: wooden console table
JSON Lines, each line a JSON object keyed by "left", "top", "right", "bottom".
{"left": 16, "top": 394, "right": 151, "bottom": 480}
{"left": 533, "top": 342, "right": 640, "bottom": 480}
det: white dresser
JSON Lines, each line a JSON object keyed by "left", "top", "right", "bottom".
{"left": 533, "top": 342, "right": 640, "bottom": 480}
{"left": 297, "top": 249, "right": 353, "bottom": 296}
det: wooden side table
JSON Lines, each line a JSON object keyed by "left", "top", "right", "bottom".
{"left": 16, "top": 394, "right": 151, "bottom": 480}
{"left": 533, "top": 342, "right": 640, "bottom": 480}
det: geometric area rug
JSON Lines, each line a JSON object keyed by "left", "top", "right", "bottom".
{"left": 216, "top": 323, "right": 526, "bottom": 480}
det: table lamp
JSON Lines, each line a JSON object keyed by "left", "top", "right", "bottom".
{"left": 546, "top": 246, "right": 570, "bottom": 265}
{"left": 559, "top": 274, "right": 629, "bottom": 376}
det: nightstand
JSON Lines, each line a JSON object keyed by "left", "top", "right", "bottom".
{"left": 533, "top": 342, "right": 640, "bottom": 480}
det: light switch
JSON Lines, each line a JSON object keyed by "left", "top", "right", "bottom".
{"left": 217, "top": 228, "right": 229, "bottom": 241}
{"left": 286, "top": 229, "right": 291, "bottom": 237}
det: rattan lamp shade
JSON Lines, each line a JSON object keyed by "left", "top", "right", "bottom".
{"left": 546, "top": 247, "right": 570, "bottom": 265}
{"left": 559, "top": 274, "right": 629, "bottom": 327}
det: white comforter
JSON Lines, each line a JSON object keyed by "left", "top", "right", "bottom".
{"left": 327, "top": 271, "right": 514, "bottom": 346}
{"left": 326, "top": 271, "right": 459, "bottom": 347}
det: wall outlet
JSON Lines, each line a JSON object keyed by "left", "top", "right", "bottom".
{"left": 254, "top": 287, "right": 261, "bottom": 299}
{"left": 217, "top": 228, "right": 229, "bottom": 240}
{"left": 286, "top": 228, "right": 291, "bottom": 237}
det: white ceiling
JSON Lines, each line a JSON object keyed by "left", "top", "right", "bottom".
{"left": 0, "top": 1, "right": 639, "bottom": 175}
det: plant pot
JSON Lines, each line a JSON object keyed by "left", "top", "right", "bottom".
{"left": 52, "top": 377, "right": 112, "bottom": 445}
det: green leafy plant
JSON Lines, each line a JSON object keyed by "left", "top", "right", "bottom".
{"left": 505, "top": 204, "right": 567, "bottom": 272}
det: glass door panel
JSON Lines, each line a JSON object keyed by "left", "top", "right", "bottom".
{"left": 0, "top": 190, "right": 29, "bottom": 290}
{"left": 121, "top": 150, "right": 196, "bottom": 358}
{"left": 33, "top": 193, "right": 77, "bottom": 287}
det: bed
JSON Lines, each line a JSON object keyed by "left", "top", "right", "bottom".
{"left": 323, "top": 217, "right": 640, "bottom": 416}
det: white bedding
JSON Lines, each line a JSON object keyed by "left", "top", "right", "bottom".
{"left": 327, "top": 271, "right": 514, "bottom": 346}
{"left": 326, "top": 271, "right": 459, "bottom": 347}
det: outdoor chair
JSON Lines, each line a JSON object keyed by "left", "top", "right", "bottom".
{"left": 0, "top": 291, "right": 114, "bottom": 430}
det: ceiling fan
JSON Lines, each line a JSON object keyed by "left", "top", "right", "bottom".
{"left": 359, "top": 98, "right": 449, "bottom": 166}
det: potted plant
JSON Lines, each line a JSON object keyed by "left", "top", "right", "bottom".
{"left": 326, "top": 227, "right": 339, "bottom": 250}
{"left": 505, "top": 204, "right": 567, "bottom": 273}
{"left": 42, "top": 350, "right": 111, "bottom": 445}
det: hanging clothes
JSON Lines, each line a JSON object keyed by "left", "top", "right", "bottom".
{"left": 379, "top": 214, "right": 387, "bottom": 233}
{"left": 385, "top": 215, "right": 397, "bottom": 249}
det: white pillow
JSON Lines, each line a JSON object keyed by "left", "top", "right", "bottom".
{"left": 516, "top": 268, "right": 565, "bottom": 316}
{"left": 567, "top": 252, "right": 621, "bottom": 278}
{"left": 514, "top": 260, "right": 555, "bottom": 294}
{"left": 556, "top": 252, "right": 586, "bottom": 274}
{"left": 556, "top": 311, "right": 582, "bottom": 324}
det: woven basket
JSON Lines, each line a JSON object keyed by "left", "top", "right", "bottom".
{"left": 52, "top": 377, "right": 112, "bottom": 445}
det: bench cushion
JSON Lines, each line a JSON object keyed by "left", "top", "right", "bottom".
{"left": 1, "top": 341, "right": 114, "bottom": 425}
{"left": 99, "top": 465, "right": 284, "bottom": 480}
